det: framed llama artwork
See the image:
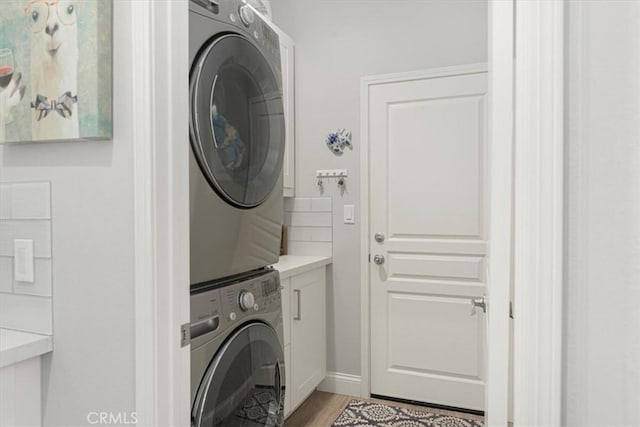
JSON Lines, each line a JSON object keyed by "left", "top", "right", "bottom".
{"left": 0, "top": 0, "right": 112, "bottom": 143}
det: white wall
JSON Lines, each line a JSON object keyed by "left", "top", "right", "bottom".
{"left": 0, "top": 1, "right": 135, "bottom": 425}
{"left": 271, "top": 0, "right": 487, "bottom": 376}
{"left": 564, "top": 1, "right": 640, "bottom": 425}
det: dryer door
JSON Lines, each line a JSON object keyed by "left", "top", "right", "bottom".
{"left": 192, "top": 322, "right": 285, "bottom": 427}
{"left": 190, "top": 33, "right": 285, "bottom": 209}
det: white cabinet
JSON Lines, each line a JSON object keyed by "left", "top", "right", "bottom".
{"left": 0, "top": 357, "right": 42, "bottom": 427}
{"left": 290, "top": 267, "right": 326, "bottom": 406}
{"left": 275, "top": 27, "right": 295, "bottom": 197}
{"left": 281, "top": 266, "right": 326, "bottom": 417}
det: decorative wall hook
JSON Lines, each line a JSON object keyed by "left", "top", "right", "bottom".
{"left": 326, "top": 128, "right": 352, "bottom": 155}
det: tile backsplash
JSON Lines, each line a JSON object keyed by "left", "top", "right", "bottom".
{"left": 0, "top": 182, "right": 52, "bottom": 335}
{"left": 284, "top": 197, "right": 332, "bottom": 257}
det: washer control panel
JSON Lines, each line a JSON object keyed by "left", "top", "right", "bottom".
{"left": 190, "top": 269, "right": 281, "bottom": 341}
{"left": 190, "top": 287, "right": 223, "bottom": 340}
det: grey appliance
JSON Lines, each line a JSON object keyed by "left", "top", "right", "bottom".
{"left": 189, "top": 0, "right": 285, "bottom": 286}
{"left": 190, "top": 269, "right": 285, "bottom": 427}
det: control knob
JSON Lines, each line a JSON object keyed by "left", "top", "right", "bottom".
{"left": 239, "top": 5, "right": 255, "bottom": 26}
{"left": 239, "top": 291, "right": 255, "bottom": 312}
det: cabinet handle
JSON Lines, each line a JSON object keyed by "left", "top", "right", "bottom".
{"left": 294, "top": 289, "right": 301, "bottom": 320}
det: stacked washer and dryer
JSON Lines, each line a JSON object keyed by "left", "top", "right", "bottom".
{"left": 188, "top": 1, "right": 286, "bottom": 425}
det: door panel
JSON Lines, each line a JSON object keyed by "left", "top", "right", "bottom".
{"left": 387, "top": 96, "right": 484, "bottom": 238}
{"left": 387, "top": 294, "right": 482, "bottom": 378}
{"left": 387, "top": 253, "right": 484, "bottom": 281}
{"left": 369, "top": 71, "right": 488, "bottom": 411}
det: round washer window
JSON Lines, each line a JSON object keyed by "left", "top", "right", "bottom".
{"left": 192, "top": 322, "right": 285, "bottom": 427}
{"left": 190, "top": 34, "right": 285, "bottom": 208}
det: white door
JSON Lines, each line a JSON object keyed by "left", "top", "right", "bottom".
{"left": 369, "top": 70, "right": 488, "bottom": 411}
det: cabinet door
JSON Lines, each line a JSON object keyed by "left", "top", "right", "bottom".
{"left": 290, "top": 267, "right": 326, "bottom": 409}
{"left": 276, "top": 28, "right": 295, "bottom": 197}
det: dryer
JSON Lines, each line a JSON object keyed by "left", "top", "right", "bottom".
{"left": 190, "top": 269, "right": 285, "bottom": 426}
{"left": 189, "top": 0, "right": 285, "bottom": 286}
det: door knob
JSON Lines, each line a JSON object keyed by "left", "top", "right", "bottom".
{"left": 374, "top": 232, "right": 385, "bottom": 243}
{"left": 373, "top": 254, "right": 385, "bottom": 265}
{"left": 470, "top": 296, "right": 487, "bottom": 315}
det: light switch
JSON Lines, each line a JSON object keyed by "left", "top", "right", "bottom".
{"left": 14, "top": 239, "right": 34, "bottom": 283}
{"left": 344, "top": 204, "right": 355, "bottom": 224}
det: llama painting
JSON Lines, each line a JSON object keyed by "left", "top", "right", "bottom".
{"left": 0, "top": 0, "right": 112, "bottom": 143}
{"left": 28, "top": 0, "right": 80, "bottom": 140}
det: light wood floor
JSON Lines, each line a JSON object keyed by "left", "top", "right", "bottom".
{"left": 284, "top": 391, "right": 485, "bottom": 427}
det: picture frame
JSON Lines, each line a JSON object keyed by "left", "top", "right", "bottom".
{"left": 0, "top": 0, "right": 113, "bottom": 143}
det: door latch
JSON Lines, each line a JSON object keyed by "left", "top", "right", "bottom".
{"left": 373, "top": 254, "right": 385, "bottom": 265}
{"left": 180, "top": 323, "right": 191, "bottom": 347}
{"left": 470, "top": 295, "right": 487, "bottom": 315}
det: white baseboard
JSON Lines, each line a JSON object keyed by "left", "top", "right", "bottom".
{"left": 317, "top": 371, "right": 362, "bottom": 397}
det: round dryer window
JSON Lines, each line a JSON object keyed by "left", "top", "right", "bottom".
{"left": 190, "top": 34, "right": 285, "bottom": 208}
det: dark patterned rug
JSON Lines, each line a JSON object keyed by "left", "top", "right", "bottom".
{"left": 332, "top": 399, "right": 484, "bottom": 427}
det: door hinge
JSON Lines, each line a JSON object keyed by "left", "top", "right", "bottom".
{"left": 509, "top": 301, "right": 514, "bottom": 319}
{"left": 368, "top": 254, "right": 371, "bottom": 263}
{"left": 180, "top": 323, "right": 190, "bottom": 347}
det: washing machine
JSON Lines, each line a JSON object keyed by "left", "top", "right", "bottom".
{"left": 189, "top": 0, "right": 285, "bottom": 286}
{"left": 191, "top": 269, "right": 285, "bottom": 426}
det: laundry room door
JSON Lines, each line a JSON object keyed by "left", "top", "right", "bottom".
{"left": 368, "top": 68, "right": 488, "bottom": 411}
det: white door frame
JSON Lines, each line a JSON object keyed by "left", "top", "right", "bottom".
{"left": 512, "top": 0, "right": 564, "bottom": 425}
{"left": 359, "top": 1, "right": 564, "bottom": 425}
{"left": 132, "top": 1, "right": 191, "bottom": 426}
{"left": 485, "top": 0, "right": 513, "bottom": 423}
{"left": 359, "top": 62, "right": 489, "bottom": 403}
{"left": 129, "top": 0, "right": 564, "bottom": 424}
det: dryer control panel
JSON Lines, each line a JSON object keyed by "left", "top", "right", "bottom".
{"left": 189, "top": 0, "right": 281, "bottom": 71}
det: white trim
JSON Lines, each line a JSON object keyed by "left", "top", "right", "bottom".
{"left": 513, "top": 1, "right": 564, "bottom": 426}
{"left": 133, "top": 1, "right": 190, "bottom": 426}
{"left": 486, "top": 1, "right": 514, "bottom": 425}
{"left": 132, "top": 1, "right": 155, "bottom": 423}
{"left": 359, "top": 63, "right": 489, "bottom": 401}
{"left": 359, "top": 74, "right": 371, "bottom": 399}
{"left": 360, "top": 63, "right": 488, "bottom": 86}
{"left": 318, "top": 372, "right": 362, "bottom": 397}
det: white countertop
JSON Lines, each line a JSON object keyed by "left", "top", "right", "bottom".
{"left": 0, "top": 328, "right": 52, "bottom": 368}
{"left": 272, "top": 255, "right": 332, "bottom": 279}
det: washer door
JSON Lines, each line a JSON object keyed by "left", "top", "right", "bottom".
{"left": 190, "top": 34, "right": 285, "bottom": 209}
{"left": 192, "top": 322, "right": 285, "bottom": 427}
